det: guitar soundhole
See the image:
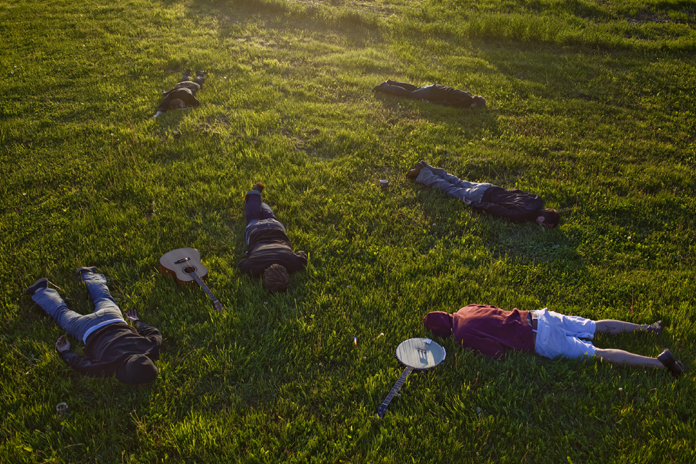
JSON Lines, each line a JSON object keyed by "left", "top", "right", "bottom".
{"left": 183, "top": 266, "right": 196, "bottom": 274}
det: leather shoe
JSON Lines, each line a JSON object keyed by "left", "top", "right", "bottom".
{"left": 76, "top": 266, "right": 98, "bottom": 277}
{"left": 406, "top": 160, "right": 427, "bottom": 179}
{"left": 25, "top": 278, "right": 48, "bottom": 295}
{"left": 657, "top": 349, "right": 683, "bottom": 378}
{"left": 646, "top": 320, "right": 664, "bottom": 334}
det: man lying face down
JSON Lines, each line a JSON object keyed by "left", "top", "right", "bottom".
{"left": 238, "top": 183, "right": 308, "bottom": 292}
{"left": 423, "top": 304, "right": 682, "bottom": 377}
{"left": 26, "top": 267, "right": 161, "bottom": 384}
{"left": 373, "top": 79, "right": 486, "bottom": 109}
{"left": 152, "top": 69, "right": 207, "bottom": 118}
{"left": 407, "top": 161, "right": 560, "bottom": 227}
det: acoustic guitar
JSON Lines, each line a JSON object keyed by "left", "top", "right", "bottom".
{"left": 377, "top": 338, "right": 446, "bottom": 418}
{"left": 159, "top": 248, "right": 225, "bottom": 312}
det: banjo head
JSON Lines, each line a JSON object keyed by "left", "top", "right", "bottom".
{"left": 395, "top": 338, "right": 446, "bottom": 370}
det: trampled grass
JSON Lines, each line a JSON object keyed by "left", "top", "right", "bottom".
{"left": 1, "top": 0, "right": 695, "bottom": 462}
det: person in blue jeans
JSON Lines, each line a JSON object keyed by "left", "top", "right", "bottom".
{"left": 407, "top": 160, "right": 560, "bottom": 227}
{"left": 26, "top": 267, "right": 161, "bottom": 384}
{"left": 239, "top": 183, "right": 308, "bottom": 292}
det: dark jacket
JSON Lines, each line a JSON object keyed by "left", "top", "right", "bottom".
{"left": 156, "top": 86, "right": 201, "bottom": 113}
{"left": 470, "top": 186, "right": 545, "bottom": 223}
{"left": 373, "top": 81, "right": 482, "bottom": 108}
{"left": 418, "top": 84, "right": 476, "bottom": 107}
{"left": 238, "top": 223, "right": 308, "bottom": 277}
{"left": 59, "top": 321, "right": 161, "bottom": 382}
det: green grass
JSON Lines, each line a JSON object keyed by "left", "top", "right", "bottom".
{"left": 1, "top": 0, "right": 695, "bottom": 462}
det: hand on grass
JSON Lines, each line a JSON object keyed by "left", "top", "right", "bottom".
{"left": 56, "top": 335, "right": 70, "bottom": 353}
{"left": 125, "top": 308, "right": 140, "bottom": 322}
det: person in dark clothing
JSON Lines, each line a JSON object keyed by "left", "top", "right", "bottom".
{"left": 423, "top": 304, "right": 683, "bottom": 377}
{"left": 407, "top": 160, "right": 560, "bottom": 227}
{"left": 26, "top": 268, "right": 161, "bottom": 384}
{"left": 373, "top": 79, "right": 486, "bottom": 109}
{"left": 152, "top": 69, "right": 207, "bottom": 118}
{"left": 239, "top": 183, "right": 308, "bottom": 292}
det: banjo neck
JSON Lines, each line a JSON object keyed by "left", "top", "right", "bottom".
{"left": 376, "top": 338, "right": 445, "bottom": 418}
{"left": 377, "top": 366, "right": 414, "bottom": 418}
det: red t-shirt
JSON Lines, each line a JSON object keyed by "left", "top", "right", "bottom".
{"left": 452, "top": 304, "right": 535, "bottom": 358}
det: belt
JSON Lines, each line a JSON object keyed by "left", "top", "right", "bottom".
{"left": 527, "top": 312, "right": 538, "bottom": 347}
{"left": 527, "top": 312, "right": 538, "bottom": 330}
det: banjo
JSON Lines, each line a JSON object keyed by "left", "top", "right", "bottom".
{"left": 377, "top": 337, "right": 446, "bottom": 418}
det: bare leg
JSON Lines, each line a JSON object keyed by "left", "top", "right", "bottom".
{"left": 595, "top": 320, "right": 658, "bottom": 335}
{"left": 594, "top": 348, "right": 664, "bottom": 369}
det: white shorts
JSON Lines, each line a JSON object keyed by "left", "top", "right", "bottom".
{"left": 533, "top": 308, "right": 596, "bottom": 359}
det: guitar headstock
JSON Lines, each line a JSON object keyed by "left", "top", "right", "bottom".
{"left": 377, "top": 405, "right": 387, "bottom": 418}
{"left": 214, "top": 301, "right": 225, "bottom": 312}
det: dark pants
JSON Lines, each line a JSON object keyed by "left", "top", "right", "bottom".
{"left": 245, "top": 191, "right": 278, "bottom": 224}
{"left": 378, "top": 80, "right": 432, "bottom": 98}
{"left": 244, "top": 191, "right": 284, "bottom": 245}
{"left": 179, "top": 70, "right": 206, "bottom": 87}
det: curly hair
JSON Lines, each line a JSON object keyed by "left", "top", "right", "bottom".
{"left": 263, "top": 264, "right": 290, "bottom": 293}
{"left": 541, "top": 209, "right": 561, "bottom": 228}
{"left": 169, "top": 98, "right": 186, "bottom": 110}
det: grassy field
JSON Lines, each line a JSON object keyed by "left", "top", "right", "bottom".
{"left": 1, "top": 0, "right": 695, "bottom": 462}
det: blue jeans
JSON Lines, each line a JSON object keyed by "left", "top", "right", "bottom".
{"left": 32, "top": 273, "right": 126, "bottom": 344}
{"left": 244, "top": 190, "right": 286, "bottom": 244}
{"left": 415, "top": 164, "right": 492, "bottom": 204}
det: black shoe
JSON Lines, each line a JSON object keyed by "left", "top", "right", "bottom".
{"left": 646, "top": 320, "right": 664, "bottom": 334}
{"left": 406, "top": 160, "right": 427, "bottom": 179}
{"left": 194, "top": 71, "right": 207, "bottom": 89}
{"left": 372, "top": 82, "right": 389, "bottom": 93}
{"left": 252, "top": 183, "right": 265, "bottom": 193}
{"left": 26, "top": 278, "right": 48, "bottom": 295}
{"left": 76, "top": 266, "right": 98, "bottom": 277}
{"left": 658, "top": 349, "right": 683, "bottom": 378}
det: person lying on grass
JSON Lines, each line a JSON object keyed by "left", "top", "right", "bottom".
{"left": 423, "top": 304, "right": 683, "bottom": 377}
{"left": 26, "top": 267, "right": 161, "bottom": 384}
{"left": 373, "top": 79, "right": 486, "bottom": 109}
{"left": 152, "top": 68, "right": 207, "bottom": 119}
{"left": 407, "top": 160, "right": 561, "bottom": 227}
{"left": 239, "top": 183, "right": 308, "bottom": 292}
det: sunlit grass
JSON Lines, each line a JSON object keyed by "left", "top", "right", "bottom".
{"left": 1, "top": 0, "right": 695, "bottom": 462}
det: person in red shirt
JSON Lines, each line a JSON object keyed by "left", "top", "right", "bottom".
{"left": 423, "top": 304, "right": 682, "bottom": 377}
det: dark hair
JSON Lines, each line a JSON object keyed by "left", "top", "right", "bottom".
{"left": 541, "top": 209, "right": 560, "bottom": 228}
{"left": 471, "top": 95, "right": 487, "bottom": 108}
{"left": 169, "top": 98, "right": 186, "bottom": 110}
{"left": 264, "top": 264, "right": 290, "bottom": 293}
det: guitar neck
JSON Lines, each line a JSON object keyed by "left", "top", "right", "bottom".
{"left": 377, "top": 366, "right": 414, "bottom": 418}
{"left": 190, "top": 272, "right": 225, "bottom": 312}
